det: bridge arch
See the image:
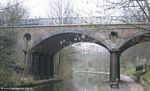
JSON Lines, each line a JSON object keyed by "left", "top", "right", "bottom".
{"left": 31, "top": 29, "right": 108, "bottom": 53}
{"left": 30, "top": 29, "right": 109, "bottom": 79}
{"left": 115, "top": 30, "right": 150, "bottom": 83}
{"left": 108, "top": 30, "right": 150, "bottom": 82}
{"left": 120, "top": 30, "right": 150, "bottom": 53}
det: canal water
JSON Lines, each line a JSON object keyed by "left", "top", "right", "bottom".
{"left": 0, "top": 43, "right": 131, "bottom": 91}
{"left": 33, "top": 43, "right": 110, "bottom": 91}
{"left": 33, "top": 73, "right": 109, "bottom": 91}
{"left": 29, "top": 42, "right": 129, "bottom": 91}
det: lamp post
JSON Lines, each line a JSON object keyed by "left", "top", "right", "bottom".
{"left": 23, "top": 33, "right": 31, "bottom": 77}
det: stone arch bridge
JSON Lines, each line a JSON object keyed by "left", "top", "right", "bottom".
{"left": 1, "top": 23, "right": 150, "bottom": 83}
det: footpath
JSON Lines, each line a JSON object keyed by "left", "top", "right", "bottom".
{"left": 94, "top": 75, "right": 147, "bottom": 91}
{"left": 121, "top": 75, "right": 147, "bottom": 91}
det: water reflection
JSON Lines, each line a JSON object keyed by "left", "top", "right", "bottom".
{"left": 33, "top": 73, "right": 109, "bottom": 91}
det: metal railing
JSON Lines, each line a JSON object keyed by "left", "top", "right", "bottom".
{"left": 0, "top": 16, "right": 149, "bottom": 26}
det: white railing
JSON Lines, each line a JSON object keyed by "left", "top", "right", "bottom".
{"left": 0, "top": 16, "right": 149, "bottom": 26}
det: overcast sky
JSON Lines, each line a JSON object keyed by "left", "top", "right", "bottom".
{"left": 0, "top": 0, "right": 54, "bottom": 18}
{"left": 0, "top": 0, "right": 118, "bottom": 18}
{"left": 22, "top": 0, "right": 102, "bottom": 18}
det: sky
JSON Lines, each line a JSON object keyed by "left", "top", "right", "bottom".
{"left": 22, "top": 0, "right": 103, "bottom": 18}
{"left": 24, "top": 0, "right": 50, "bottom": 18}
{"left": 0, "top": 0, "right": 52, "bottom": 18}
{"left": 0, "top": 0, "right": 120, "bottom": 18}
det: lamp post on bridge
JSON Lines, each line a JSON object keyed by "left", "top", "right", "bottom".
{"left": 23, "top": 33, "right": 31, "bottom": 77}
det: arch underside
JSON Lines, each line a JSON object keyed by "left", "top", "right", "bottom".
{"left": 30, "top": 31, "right": 109, "bottom": 79}
{"left": 32, "top": 32, "right": 108, "bottom": 54}
{"left": 120, "top": 31, "right": 150, "bottom": 53}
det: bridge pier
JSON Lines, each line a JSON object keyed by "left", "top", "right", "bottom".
{"left": 31, "top": 52, "right": 54, "bottom": 80}
{"left": 31, "top": 52, "right": 39, "bottom": 79}
{"left": 49, "top": 54, "right": 54, "bottom": 78}
{"left": 38, "top": 53, "right": 43, "bottom": 79}
{"left": 109, "top": 49, "right": 120, "bottom": 82}
{"left": 45, "top": 54, "right": 49, "bottom": 79}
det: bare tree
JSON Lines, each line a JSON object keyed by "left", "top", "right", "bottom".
{"left": 0, "top": 0, "right": 28, "bottom": 86}
{"left": 48, "top": 0, "right": 75, "bottom": 24}
{"left": 78, "top": 0, "right": 150, "bottom": 23}
{"left": 105, "top": 0, "right": 150, "bottom": 23}
{"left": 122, "top": 0, "right": 150, "bottom": 22}
{"left": 0, "top": 0, "right": 28, "bottom": 26}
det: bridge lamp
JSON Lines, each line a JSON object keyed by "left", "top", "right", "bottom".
{"left": 24, "top": 33, "right": 31, "bottom": 41}
{"left": 23, "top": 33, "right": 31, "bottom": 54}
{"left": 109, "top": 31, "right": 118, "bottom": 39}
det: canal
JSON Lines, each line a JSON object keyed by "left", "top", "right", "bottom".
{"left": 34, "top": 42, "right": 110, "bottom": 91}
{"left": 33, "top": 73, "right": 109, "bottom": 91}
{"left": 26, "top": 42, "right": 110, "bottom": 91}
{"left": 0, "top": 42, "right": 133, "bottom": 91}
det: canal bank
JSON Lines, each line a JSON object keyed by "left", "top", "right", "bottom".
{"left": 0, "top": 78, "right": 63, "bottom": 89}
{"left": 0, "top": 74, "right": 147, "bottom": 91}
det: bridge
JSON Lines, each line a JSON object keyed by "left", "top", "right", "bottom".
{"left": 1, "top": 23, "right": 150, "bottom": 83}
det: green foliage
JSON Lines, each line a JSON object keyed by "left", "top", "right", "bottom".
{"left": 126, "top": 65, "right": 136, "bottom": 76}
{"left": 143, "top": 64, "right": 150, "bottom": 83}
{"left": 0, "top": 68, "right": 16, "bottom": 87}
{"left": 0, "top": 30, "right": 18, "bottom": 87}
{"left": 147, "top": 64, "right": 150, "bottom": 71}
{"left": 142, "top": 71, "right": 150, "bottom": 82}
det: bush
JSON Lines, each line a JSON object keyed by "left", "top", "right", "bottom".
{"left": 0, "top": 67, "right": 16, "bottom": 87}
{"left": 143, "top": 71, "right": 150, "bottom": 82}
{"left": 0, "top": 30, "right": 17, "bottom": 87}
{"left": 125, "top": 65, "right": 136, "bottom": 76}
